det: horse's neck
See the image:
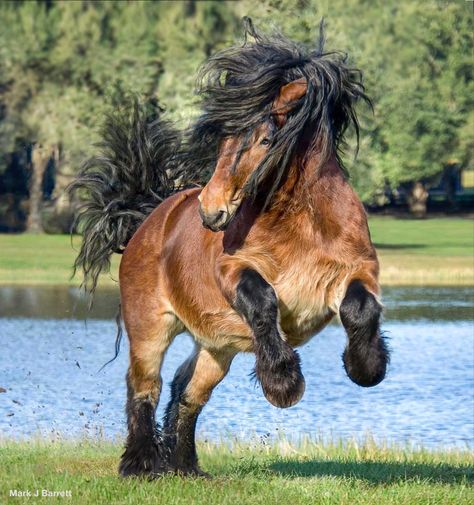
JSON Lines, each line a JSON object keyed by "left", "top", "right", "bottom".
{"left": 272, "top": 154, "right": 345, "bottom": 220}
{"left": 224, "top": 156, "right": 346, "bottom": 253}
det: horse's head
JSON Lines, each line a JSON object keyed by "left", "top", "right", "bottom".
{"left": 198, "top": 78, "right": 307, "bottom": 231}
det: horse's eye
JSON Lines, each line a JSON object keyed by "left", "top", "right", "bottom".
{"left": 260, "top": 138, "right": 270, "bottom": 146}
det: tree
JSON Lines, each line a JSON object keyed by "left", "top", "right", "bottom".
{"left": 0, "top": 0, "right": 472, "bottom": 229}
{"left": 0, "top": 1, "right": 163, "bottom": 231}
{"left": 236, "top": 0, "right": 473, "bottom": 215}
{"left": 0, "top": 1, "right": 240, "bottom": 231}
{"left": 371, "top": 2, "right": 473, "bottom": 216}
{"left": 152, "top": 1, "right": 239, "bottom": 124}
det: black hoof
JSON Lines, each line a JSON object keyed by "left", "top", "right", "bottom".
{"left": 343, "top": 337, "right": 389, "bottom": 387}
{"left": 256, "top": 345, "right": 305, "bottom": 408}
{"left": 119, "top": 435, "right": 172, "bottom": 478}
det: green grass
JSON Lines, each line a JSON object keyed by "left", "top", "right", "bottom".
{"left": 0, "top": 234, "right": 120, "bottom": 287}
{"left": 0, "top": 217, "right": 472, "bottom": 286}
{"left": 368, "top": 217, "right": 473, "bottom": 285}
{"left": 368, "top": 217, "right": 473, "bottom": 257}
{"left": 0, "top": 439, "right": 472, "bottom": 505}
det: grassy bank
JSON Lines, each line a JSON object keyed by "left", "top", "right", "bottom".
{"left": 0, "top": 439, "right": 472, "bottom": 505}
{"left": 0, "top": 217, "right": 472, "bottom": 286}
{"left": 368, "top": 217, "right": 473, "bottom": 286}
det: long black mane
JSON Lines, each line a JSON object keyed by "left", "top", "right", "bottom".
{"left": 70, "top": 19, "right": 370, "bottom": 296}
{"left": 188, "top": 18, "right": 370, "bottom": 206}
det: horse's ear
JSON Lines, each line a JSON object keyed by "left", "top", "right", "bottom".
{"left": 273, "top": 78, "right": 307, "bottom": 126}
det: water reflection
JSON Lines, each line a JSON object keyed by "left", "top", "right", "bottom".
{"left": 0, "top": 318, "right": 472, "bottom": 447}
{"left": 0, "top": 286, "right": 120, "bottom": 320}
{"left": 0, "top": 285, "right": 473, "bottom": 447}
{"left": 0, "top": 285, "right": 472, "bottom": 321}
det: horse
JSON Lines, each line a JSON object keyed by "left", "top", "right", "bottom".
{"left": 70, "top": 20, "right": 389, "bottom": 478}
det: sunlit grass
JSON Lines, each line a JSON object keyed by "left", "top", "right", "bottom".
{"left": 0, "top": 217, "right": 472, "bottom": 286}
{"left": 369, "top": 217, "right": 474, "bottom": 285}
{"left": 0, "top": 233, "right": 119, "bottom": 287}
{"left": 368, "top": 217, "right": 473, "bottom": 257}
{"left": 0, "top": 437, "right": 472, "bottom": 505}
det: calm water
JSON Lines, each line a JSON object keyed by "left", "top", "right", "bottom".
{"left": 0, "top": 286, "right": 473, "bottom": 448}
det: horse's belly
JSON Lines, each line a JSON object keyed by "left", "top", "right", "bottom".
{"left": 275, "top": 270, "right": 343, "bottom": 347}
{"left": 280, "top": 305, "right": 335, "bottom": 347}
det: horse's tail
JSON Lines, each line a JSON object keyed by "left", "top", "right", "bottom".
{"left": 69, "top": 97, "right": 185, "bottom": 296}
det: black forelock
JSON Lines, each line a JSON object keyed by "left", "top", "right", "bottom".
{"left": 186, "top": 18, "right": 371, "bottom": 207}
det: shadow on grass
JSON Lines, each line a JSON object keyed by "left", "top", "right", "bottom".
{"left": 270, "top": 460, "right": 473, "bottom": 485}
{"left": 373, "top": 243, "right": 427, "bottom": 250}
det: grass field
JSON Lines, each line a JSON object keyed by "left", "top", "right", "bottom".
{"left": 368, "top": 217, "right": 473, "bottom": 285}
{"left": 0, "top": 217, "right": 472, "bottom": 286}
{"left": 0, "top": 438, "right": 472, "bottom": 505}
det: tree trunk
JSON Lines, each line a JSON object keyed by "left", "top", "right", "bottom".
{"left": 45, "top": 169, "right": 76, "bottom": 233}
{"left": 407, "top": 181, "right": 429, "bottom": 218}
{"left": 26, "top": 143, "right": 51, "bottom": 233}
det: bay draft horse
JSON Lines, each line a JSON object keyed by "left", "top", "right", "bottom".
{"left": 70, "top": 21, "right": 389, "bottom": 478}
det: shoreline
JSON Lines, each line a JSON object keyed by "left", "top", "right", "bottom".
{"left": 0, "top": 278, "right": 472, "bottom": 287}
{"left": 1, "top": 433, "right": 472, "bottom": 452}
{"left": 0, "top": 269, "right": 472, "bottom": 288}
{"left": 1, "top": 254, "right": 472, "bottom": 288}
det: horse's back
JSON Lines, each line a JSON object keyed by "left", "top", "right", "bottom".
{"left": 122, "top": 188, "right": 201, "bottom": 259}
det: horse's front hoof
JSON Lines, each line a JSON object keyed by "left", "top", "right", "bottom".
{"left": 343, "top": 337, "right": 389, "bottom": 387}
{"left": 256, "top": 347, "right": 306, "bottom": 408}
{"left": 119, "top": 436, "right": 172, "bottom": 478}
{"left": 262, "top": 374, "right": 306, "bottom": 408}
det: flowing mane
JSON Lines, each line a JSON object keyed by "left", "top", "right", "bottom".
{"left": 189, "top": 18, "right": 370, "bottom": 206}
{"left": 71, "top": 20, "right": 372, "bottom": 295}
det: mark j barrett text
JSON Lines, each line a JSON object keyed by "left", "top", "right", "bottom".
{"left": 9, "top": 489, "right": 72, "bottom": 498}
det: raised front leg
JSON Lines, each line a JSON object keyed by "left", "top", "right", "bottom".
{"left": 163, "top": 346, "right": 234, "bottom": 476}
{"left": 340, "top": 279, "right": 389, "bottom": 387}
{"left": 216, "top": 262, "right": 305, "bottom": 408}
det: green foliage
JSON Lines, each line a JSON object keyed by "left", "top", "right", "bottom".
{"left": 0, "top": 1, "right": 163, "bottom": 175}
{"left": 236, "top": 0, "right": 473, "bottom": 201}
{"left": 154, "top": 1, "right": 238, "bottom": 124}
{"left": 370, "top": 2, "right": 473, "bottom": 188}
{"left": 0, "top": 0, "right": 472, "bottom": 202}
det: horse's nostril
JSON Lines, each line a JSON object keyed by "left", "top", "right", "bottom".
{"left": 199, "top": 207, "right": 229, "bottom": 232}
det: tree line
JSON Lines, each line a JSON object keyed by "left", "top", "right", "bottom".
{"left": 0, "top": 0, "right": 472, "bottom": 232}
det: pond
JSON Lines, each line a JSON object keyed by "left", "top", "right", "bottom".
{"left": 0, "top": 286, "right": 473, "bottom": 448}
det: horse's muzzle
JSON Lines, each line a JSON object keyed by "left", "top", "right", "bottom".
{"left": 198, "top": 205, "right": 232, "bottom": 232}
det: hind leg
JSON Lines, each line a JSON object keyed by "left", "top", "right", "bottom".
{"left": 163, "top": 346, "right": 235, "bottom": 476}
{"left": 119, "top": 304, "right": 183, "bottom": 478}
{"left": 340, "top": 279, "right": 389, "bottom": 387}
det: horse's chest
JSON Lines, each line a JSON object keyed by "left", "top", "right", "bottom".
{"left": 274, "top": 259, "right": 342, "bottom": 345}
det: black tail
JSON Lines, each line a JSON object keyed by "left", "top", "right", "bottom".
{"left": 69, "top": 97, "right": 189, "bottom": 295}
